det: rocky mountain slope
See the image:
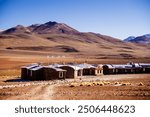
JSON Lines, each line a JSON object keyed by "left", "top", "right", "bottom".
{"left": 0, "top": 21, "right": 150, "bottom": 58}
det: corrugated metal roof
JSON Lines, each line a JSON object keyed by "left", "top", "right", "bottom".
{"left": 104, "top": 63, "right": 143, "bottom": 69}
{"left": 134, "top": 63, "right": 141, "bottom": 67}
{"left": 112, "top": 64, "right": 133, "bottom": 69}
{"left": 48, "top": 64, "right": 64, "bottom": 68}
{"left": 103, "top": 64, "right": 114, "bottom": 69}
{"left": 30, "top": 66, "right": 43, "bottom": 71}
{"left": 21, "top": 63, "right": 39, "bottom": 69}
{"left": 77, "top": 63, "right": 96, "bottom": 69}
{"left": 60, "top": 65, "right": 82, "bottom": 70}
{"left": 139, "top": 63, "right": 150, "bottom": 68}
{"left": 104, "top": 64, "right": 133, "bottom": 69}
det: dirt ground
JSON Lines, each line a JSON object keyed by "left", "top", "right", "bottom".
{"left": 0, "top": 74, "right": 150, "bottom": 100}
{"left": 53, "top": 74, "right": 150, "bottom": 100}
{"left": 0, "top": 54, "right": 150, "bottom": 100}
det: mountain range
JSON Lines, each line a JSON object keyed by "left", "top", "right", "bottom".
{"left": 0, "top": 21, "right": 150, "bottom": 59}
{"left": 124, "top": 34, "right": 150, "bottom": 44}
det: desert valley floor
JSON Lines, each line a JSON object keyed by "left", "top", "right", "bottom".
{"left": 0, "top": 52, "right": 150, "bottom": 100}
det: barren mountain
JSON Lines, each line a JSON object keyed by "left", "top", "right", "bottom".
{"left": 2, "top": 25, "right": 31, "bottom": 34}
{"left": 0, "top": 21, "right": 150, "bottom": 59}
{"left": 28, "top": 21, "right": 79, "bottom": 34}
{"left": 124, "top": 34, "right": 150, "bottom": 44}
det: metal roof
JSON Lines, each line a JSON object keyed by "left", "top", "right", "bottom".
{"left": 112, "top": 64, "right": 133, "bottom": 69}
{"left": 48, "top": 64, "right": 64, "bottom": 68}
{"left": 60, "top": 65, "right": 83, "bottom": 70}
{"left": 30, "top": 66, "right": 43, "bottom": 71}
{"left": 103, "top": 64, "right": 114, "bottom": 69}
{"left": 104, "top": 64, "right": 133, "bottom": 69}
{"left": 21, "top": 63, "right": 39, "bottom": 69}
{"left": 139, "top": 63, "right": 150, "bottom": 68}
{"left": 77, "top": 63, "right": 96, "bottom": 69}
{"left": 134, "top": 63, "right": 141, "bottom": 67}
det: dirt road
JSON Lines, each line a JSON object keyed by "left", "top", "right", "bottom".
{"left": 0, "top": 74, "right": 150, "bottom": 100}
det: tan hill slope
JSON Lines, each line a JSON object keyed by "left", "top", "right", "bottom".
{"left": 0, "top": 21, "right": 150, "bottom": 59}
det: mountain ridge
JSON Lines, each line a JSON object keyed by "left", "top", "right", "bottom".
{"left": 124, "top": 34, "right": 150, "bottom": 44}
{"left": 0, "top": 21, "right": 150, "bottom": 59}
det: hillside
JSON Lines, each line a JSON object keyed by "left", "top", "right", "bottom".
{"left": 0, "top": 21, "right": 150, "bottom": 59}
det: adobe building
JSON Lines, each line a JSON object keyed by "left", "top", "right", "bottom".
{"left": 94, "top": 64, "right": 103, "bottom": 75}
{"left": 21, "top": 62, "right": 150, "bottom": 81}
{"left": 21, "top": 63, "right": 39, "bottom": 80}
{"left": 77, "top": 63, "right": 103, "bottom": 76}
{"left": 103, "top": 64, "right": 115, "bottom": 75}
{"left": 43, "top": 66, "right": 66, "bottom": 80}
{"left": 139, "top": 63, "right": 150, "bottom": 73}
{"left": 29, "top": 66, "right": 43, "bottom": 81}
{"left": 59, "top": 65, "right": 83, "bottom": 78}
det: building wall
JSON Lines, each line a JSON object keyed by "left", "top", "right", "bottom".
{"left": 144, "top": 68, "right": 150, "bottom": 73}
{"left": 21, "top": 64, "right": 150, "bottom": 81}
{"left": 83, "top": 68, "right": 95, "bottom": 75}
{"left": 103, "top": 66, "right": 115, "bottom": 75}
{"left": 60, "top": 66, "right": 76, "bottom": 78}
{"left": 77, "top": 70, "right": 83, "bottom": 76}
{"left": 95, "top": 67, "right": 103, "bottom": 76}
{"left": 29, "top": 69, "right": 43, "bottom": 81}
{"left": 21, "top": 68, "right": 33, "bottom": 80}
{"left": 21, "top": 68, "right": 28, "bottom": 80}
{"left": 103, "top": 65, "right": 150, "bottom": 75}
{"left": 43, "top": 68, "right": 66, "bottom": 80}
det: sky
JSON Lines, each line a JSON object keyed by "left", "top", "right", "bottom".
{"left": 0, "top": 0, "right": 150, "bottom": 39}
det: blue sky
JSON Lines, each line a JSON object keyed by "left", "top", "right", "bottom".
{"left": 0, "top": 0, "right": 150, "bottom": 39}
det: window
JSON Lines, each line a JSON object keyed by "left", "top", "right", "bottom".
{"left": 59, "top": 72, "right": 63, "bottom": 78}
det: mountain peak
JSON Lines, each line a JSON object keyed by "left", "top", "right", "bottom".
{"left": 124, "top": 34, "right": 150, "bottom": 44}
{"left": 31, "top": 21, "right": 79, "bottom": 34}
{"left": 124, "top": 36, "right": 135, "bottom": 41}
{"left": 45, "top": 21, "right": 57, "bottom": 25}
{"left": 16, "top": 25, "right": 25, "bottom": 28}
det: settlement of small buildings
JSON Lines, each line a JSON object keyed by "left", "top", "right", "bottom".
{"left": 21, "top": 63, "right": 150, "bottom": 81}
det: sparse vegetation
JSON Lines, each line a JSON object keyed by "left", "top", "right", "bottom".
{"left": 138, "top": 82, "right": 144, "bottom": 86}
{"left": 53, "top": 76, "right": 150, "bottom": 100}
{"left": 0, "top": 70, "right": 20, "bottom": 78}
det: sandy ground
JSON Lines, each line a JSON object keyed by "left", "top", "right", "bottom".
{"left": 0, "top": 54, "right": 150, "bottom": 100}
{"left": 0, "top": 74, "right": 150, "bottom": 100}
{"left": 53, "top": 74, "right": 150, "bottom": 100}
{"left": 0, "top": 80, "right": 56, "bottom": 100}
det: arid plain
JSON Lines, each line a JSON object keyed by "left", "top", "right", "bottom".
{"left": 0, "top": 21, "right": 150, "bottom": 100}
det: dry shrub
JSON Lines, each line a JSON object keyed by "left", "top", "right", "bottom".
{"left": 92, "top": 82, "right": 97, "bottom": 85}
{"left": 70, "top": 83, "right": 78, "bottom": 87}
{"left": 87, "top": 83, "right": 92, "bottom": 87}
{"left": 121, "top": 82, "right": 131, "bottom": 86}
{"left": 138, "top": 82, "right": 144, "bottom": 86}
{"left": 98, "top": 82, "right": 104, "bottom": 86}
{"left": 103, "top": 81, "right": 110, "bottom": 85}
{"left": 80, "top": 83, "right": 84, "bottom": 86}
{"left": 80, "top": 82, "right": 86, "bottom": 86}
{"left": 121, "top": 83, "right": 127, "bottom": 86}
{"left": 114, "top": 82, "right": 120, "bottom": 85}
{"left": 127, "top": 82, "right": 131, "bottom": 85}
